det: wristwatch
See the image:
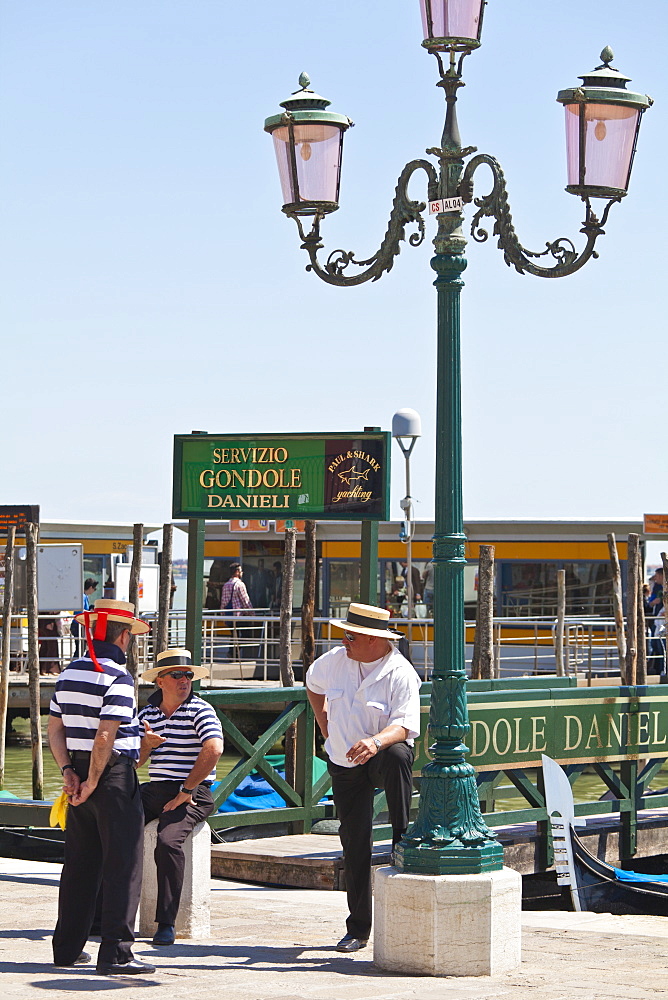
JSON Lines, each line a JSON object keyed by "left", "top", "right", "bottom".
{"left": 372, "top": 737, "right": 382, "bottom": 751}
{"left": 180, "top": 783, "right": 196, "bottom": 795}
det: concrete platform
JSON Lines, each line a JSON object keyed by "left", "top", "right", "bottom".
{"left": 1, "top": 855, "right": 668, "bottom": 998}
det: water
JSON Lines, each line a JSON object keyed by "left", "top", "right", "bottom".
{"left": 2, "top": 718, "right": 240, "bottom": 801}
{"left": 3, "top": 719, "right": 63, "bottom": 800}
{"left": 4, "top": 717, "right": 668, "bottom": 810}
{"left": 493, "top": 765, "right": 668, "bottom": 812}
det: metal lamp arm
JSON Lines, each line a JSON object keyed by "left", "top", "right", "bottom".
{"left": 291, "top": 159, "right": 439, "bottom": 287}
{"left": 460, "top": 153, "right": 621, "bottom": 279}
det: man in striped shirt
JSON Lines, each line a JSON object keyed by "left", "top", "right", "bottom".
{"left": 48, "top": 599, "right": 155, "bottom": 976}
{"left": 138, "top": 649, "right": 223, "bottom": 946}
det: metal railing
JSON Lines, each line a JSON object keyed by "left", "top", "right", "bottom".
{"left": 1, "top": 610, "right": 664, "bottom": 682}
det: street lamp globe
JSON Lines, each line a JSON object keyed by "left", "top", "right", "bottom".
{"left": 557, "top": 48, "right": 652, "bottom": 200}
{"left": 264, "top": 73, "right": 352, "bottom": 217}
{"left": 392, "top": 407, "right": 422, "bottom": 447}
{"left": 419, "top": 0, "right": 486, "bottom": 53}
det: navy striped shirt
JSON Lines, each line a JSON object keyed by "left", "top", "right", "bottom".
{"left": 138, "top": 692, "right": 223, "bottom": 781}
{"left": 49, "top": 645, "right": 140, "bottom": 760}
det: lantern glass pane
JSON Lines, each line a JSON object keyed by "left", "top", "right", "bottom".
{"left": 420, "top": 0, "right": 483, "bottom": 42}
{"left": 272, "top": 123, "right": 342, "bottom": 205}
{"left": 565, "top": 102, "right": 639, "bottom": 192}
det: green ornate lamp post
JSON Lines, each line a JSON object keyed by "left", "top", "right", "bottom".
{"left": 265, "top": 2, "right": 651, "bottom": 879}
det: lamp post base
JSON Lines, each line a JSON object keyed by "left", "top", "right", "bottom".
{"left": 373, "top": 866, "right": 522, "bottom": 977}
{"left": 395, "top": 839, "right": 504, "bottom": 875}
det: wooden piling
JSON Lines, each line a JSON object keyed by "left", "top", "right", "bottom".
{"left": 0, "top": 526, "right": 16, "bottom": 789}
{"left": 661, "top": 552, "right": 668, "bottom": 672}
{"left": 301, "top": 521, "right": 316, "bottom": 674}
{"left": 626, "top": 533, "right": 640, "bottom": 685}
{"left": 472, "top": 545, "right": 495, "bottom": 680}
{"left": 279, "top": 528, "right": 296, "bottom": 788}
{"left": 156, "top": 523, "right": 173, "bottom": 655}
{"left": 555, "top": 568, "right": 565, "bottom": 676}
{"left": 636, "top": 556, "right": 647, "bottom": 685}
{"left": 127, "top": 523, "right": 143, "bottom": 683}
{"left": 607, "top": 533, "right": 627, "bottom": 682}
{"left": 25, "top": 523, "right": 43, "bottom": 800}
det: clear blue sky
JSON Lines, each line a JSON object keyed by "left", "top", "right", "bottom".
{"left": 1, "top": 1, "right": 665, "bottom": 541}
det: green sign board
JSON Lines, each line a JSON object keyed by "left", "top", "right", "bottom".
{"left": 413, "top": 687, "right": 668, "bottom": 772}
{"left": 173, "top": 432, "right": 391, "bottom": 521}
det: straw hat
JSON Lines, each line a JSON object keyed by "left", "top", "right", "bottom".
{"left": 75, "top": 598, "right": 149, "bottom": 635}
{"left": 141, "top": 648, "right": 209, "bottom": 684}
{"left": 329, "top": 602, "right": 404, "bottom": 639}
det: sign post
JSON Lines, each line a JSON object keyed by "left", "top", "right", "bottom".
{"left": 359, "top": 426, "right": 381, "bottom": 605}
{"left": 185, "top": 519, "right": 206, "bottom": 668}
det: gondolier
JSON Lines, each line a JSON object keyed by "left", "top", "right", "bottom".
{"left": 48, "top": 599, "right": 155, "bottom": 976}
{"left": 305, "top": 603, "right": 421, "bottom": 952}
{"left": 138, "top": 649, "right": 224, "bottom": 946}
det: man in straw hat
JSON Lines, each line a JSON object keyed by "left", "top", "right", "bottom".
{"left": 305, "top": 602, "right": 421, "bottom": 952}
{"left": 138, "top": 649, "right": 223, "bottom": 945}
{"left": 48, "top": 599, "right": 155, "bottom": 976}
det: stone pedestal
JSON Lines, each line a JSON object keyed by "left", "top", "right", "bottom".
{"left": 373, "top": 865, "right": 521, "bottom": 977}
{"left": 139, "top": 819, "right": 211, "bottom": 939}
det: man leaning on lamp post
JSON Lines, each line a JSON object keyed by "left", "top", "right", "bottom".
{"left": 138, "top": 649, "right": 223, "bottom": 946}
{"left": 305, "top": 602, "right": 421, "bottom": 952}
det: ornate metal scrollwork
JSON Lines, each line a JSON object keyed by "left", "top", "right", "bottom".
{"left": 289, "top": 159, "right": 438, "bottom": 286}
{"left": 461, "top": 153, "right": 621, "bottom": 278}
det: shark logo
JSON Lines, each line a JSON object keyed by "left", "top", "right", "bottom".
{"left": 337, "top": 466, "right": 371, "bottom": 485}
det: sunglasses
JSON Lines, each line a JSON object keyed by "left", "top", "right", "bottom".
{"left": 343, "top": 631, "right": 358, "bottom": 642}
{"left": 161, "top": 670, "right": 195, "bottom": 680}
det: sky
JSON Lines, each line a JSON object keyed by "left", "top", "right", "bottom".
{"left": 1, "top": 1, "right": 666, "bottom": 552}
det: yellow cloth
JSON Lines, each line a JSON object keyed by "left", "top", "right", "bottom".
{"left": 49, "top": 791, "right": 69, "bottom": 831}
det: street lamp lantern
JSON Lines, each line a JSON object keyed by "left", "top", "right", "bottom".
{"left": 419, "top": 0, "right": 486, "bottom": 53}
{"left": 263, "top": 72, "right": 352, "bottom": 217}
{"left": 558, "top": 47, "right": 652, "bottom": 200}
{"left": 392, "top": 407, "right": 422, "bottom": 444}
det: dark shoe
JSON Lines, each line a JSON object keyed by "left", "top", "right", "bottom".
{"left": 55, "top": 951, "right": 92, "bottom": 968}
{"left": 336, "top": 934, "right": 368, "bottom": 953}
{"left": 152, "top": 923, "right": 175, "bottom": 946}
{"left": 96, "top": 959, "right": 156, "bottom": 976}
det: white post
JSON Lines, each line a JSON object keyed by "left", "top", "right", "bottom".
{"left": 139, "top": 819, "right": 211, "bottom": 939}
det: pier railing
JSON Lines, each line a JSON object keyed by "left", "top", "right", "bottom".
{"left": 201, "top": 675, "right": 668, "bottom": 863}
{"left": 1, "top": 674, "right": 668, "bottom": 865}
{"left": 3, "top": 609, "right": 663, "bottom": 680}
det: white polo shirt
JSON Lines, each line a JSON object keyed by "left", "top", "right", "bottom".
{"left": 305, "top": 645, "right": 421, "bottom": 768}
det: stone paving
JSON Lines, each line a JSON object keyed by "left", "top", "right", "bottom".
{"left": 1, "top": 857, "right": 668, "bottom": 1000}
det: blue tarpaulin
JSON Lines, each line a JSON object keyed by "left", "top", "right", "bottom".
{"left": 613, "top": 867, "right": 668, "bottom": 884}
{"left": 213, "top": 754, "right": 330, "bottom": 813}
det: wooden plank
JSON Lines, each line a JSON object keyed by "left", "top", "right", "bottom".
{"left": 211, "top": 809, "right": 668, "bottom": 888}
{"left": 210, "top": 834, "right": 393, "bottom": 891}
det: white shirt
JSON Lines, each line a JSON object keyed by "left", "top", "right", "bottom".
{"left": 305, "top": 645, "right": 421, "bottom": 767}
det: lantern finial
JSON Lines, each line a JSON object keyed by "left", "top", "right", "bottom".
{"left": 298, "top": 72, "right": 311, "bottom": 90}
{"left": 599, "top": 46, "right": 614, "bottom": 68}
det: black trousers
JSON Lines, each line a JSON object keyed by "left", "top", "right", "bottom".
{"left": 329, "top": 742, "right": 414, "bottom": 940}
{"left": 52, "top": 752, "right": 144, "bottom": 967}
{"left": 140, "top": 780, "right": 215, "bottom": 924}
